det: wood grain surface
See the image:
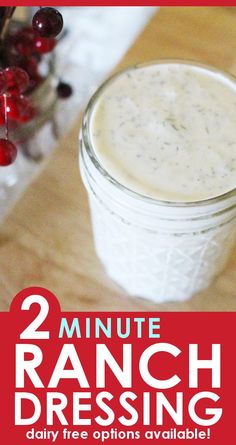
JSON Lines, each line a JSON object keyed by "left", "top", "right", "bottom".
{"left": 0, "top": 7, "right": 236, "bottom": 311}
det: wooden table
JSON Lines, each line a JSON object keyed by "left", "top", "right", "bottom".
{"left": 0, "top": 7, "right": 236, "bottom": 311}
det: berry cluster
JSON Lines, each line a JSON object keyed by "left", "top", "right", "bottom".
{"left": 0, "top": 66, "right": 32, "bottom": 165}
{"left": 6, "top": 7, "right": 64, "bottom": 92}
{"left": 0, "top": 66, "right": 35, "bottom": 124}
{"left": 0, "top": 7, "right": 73, "bottom": 167}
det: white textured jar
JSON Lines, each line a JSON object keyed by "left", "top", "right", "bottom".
{"left": 79, "top": 60, "right": 236, "bottom": 303}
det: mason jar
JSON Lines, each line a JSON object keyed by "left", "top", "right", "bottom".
{"left": 79, "top": 60, "right": 236, "bottom": 303}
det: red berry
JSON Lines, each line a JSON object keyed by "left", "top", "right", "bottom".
{"left": 12, "top": 27, "right": 35, "bottom": 56}
{"left": 0, "top": 112, "right": 5, "bottom": 125}
{"left": 0, "top": 95, "right": 36, "bottom": 123}
{"left": 4, "top": 66, "right": 29, "bottom": 94}
{"left": 57, "top": 82, "right": 73, "bottom": 99}
{"left": 0, "top": 139, "right": 17, "bottom": 166}
{"left": 0, "top": 95, "right": 21, "bottom": 121}
{"left": 34, "top": 36, "right": 56, "bottom": 54}
{"left": 32, "top": 7, "right": 63, "bottom": 38}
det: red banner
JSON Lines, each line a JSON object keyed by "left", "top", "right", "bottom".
{"left": 0, "top": 287, "right": 235, "bottom": 444}
{"left": 1, "top": 2, "right": 236, "bottom": 6}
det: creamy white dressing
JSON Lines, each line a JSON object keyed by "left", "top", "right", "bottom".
{"left": 90, "top": 62, "right": 236, "bottom": 202}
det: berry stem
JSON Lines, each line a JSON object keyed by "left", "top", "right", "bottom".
{"left": 3, "top": 93, "right": 9, "bottom": 139}
{"left": 0, "top": 7, "right": 15, "bottom": 42}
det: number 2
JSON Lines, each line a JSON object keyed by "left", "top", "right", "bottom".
{"left": 20, "top": 295, "right": 50, "bottom": 339}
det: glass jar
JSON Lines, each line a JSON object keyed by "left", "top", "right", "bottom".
{"left": 79, "top": 60, "right": 236, "bottom": 303}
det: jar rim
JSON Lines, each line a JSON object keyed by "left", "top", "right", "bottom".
{"left": 81, "top": 58, "right": 236, "bottom": 208}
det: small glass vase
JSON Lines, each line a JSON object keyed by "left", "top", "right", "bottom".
{"left": 0, "top": 59, "right": 58, "bottom": 220}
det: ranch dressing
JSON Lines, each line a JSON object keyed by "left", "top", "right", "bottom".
{"left": 90, "top": 63, "right": 236, "bottom": 202}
